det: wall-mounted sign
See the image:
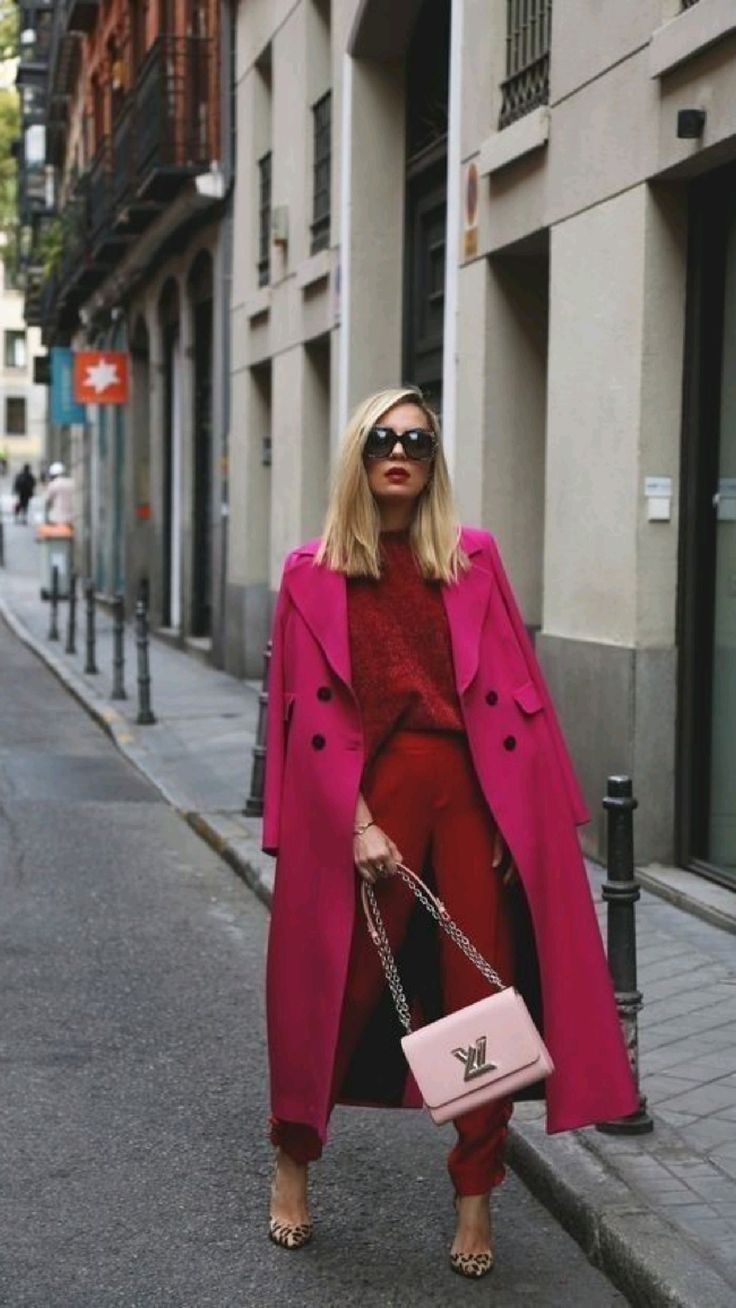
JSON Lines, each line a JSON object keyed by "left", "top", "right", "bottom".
{"left": 73, "top": 350, "right": 129, "bottom": 405}
{"left": 464, "top": 161, "right": 479, "bottom": 260}
{"left": 51, "top": 348, "right": 86, "bottom": 425}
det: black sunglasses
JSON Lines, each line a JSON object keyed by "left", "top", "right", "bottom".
{"left": 363, "top": 426, "right": 437, "bottom": 462}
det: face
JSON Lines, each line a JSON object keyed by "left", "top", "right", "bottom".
{"left": 363, "top": 402, "right": 435, "bottom": 508}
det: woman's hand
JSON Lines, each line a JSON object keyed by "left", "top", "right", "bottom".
{"left": 353, "top": 823, "right": 402, "bottom": 886}
{"left": 492, "top": 827, "right": 519, "bottom": 887}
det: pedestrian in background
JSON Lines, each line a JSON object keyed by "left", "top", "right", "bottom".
{"left": 44, "top": 462, "right": 75, "bottom": 527}
{"left": 263, "top": 387, "right": 637, "bottom": 1277}
{"left": 13, "top": 464, "right": 36, "bottom": 524}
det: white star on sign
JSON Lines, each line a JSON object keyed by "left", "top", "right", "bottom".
{"left": 84, "top": 357, "right": 120, "bottom": 395}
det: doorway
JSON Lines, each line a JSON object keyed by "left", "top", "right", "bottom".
{"left": 403, "top": 1, "right": 450, "bottom": 415}
{"left": 159, "top": 279, "right": 181, "bottom": 630}
{"left": 679, "top": 164, "right": 736, "bottom": 887}
{"left": 189, "top": 251, "right": 214, "bottom": 639}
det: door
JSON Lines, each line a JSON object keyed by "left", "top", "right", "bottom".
{"left": 404, "top": 159, "right": 446, "bottom": 414}
{"left": 679, "top": 165, "right": 736, "bottom": 886}
{"left": 192, "top": 296, "right": 213, "bottom": 637}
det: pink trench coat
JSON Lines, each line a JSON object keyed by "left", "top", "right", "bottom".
{"left": 263, "top": 527, "right": 638, "bottom": 1141}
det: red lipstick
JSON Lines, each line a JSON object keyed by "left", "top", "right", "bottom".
{"left": 385, "top": 468, "right": 410, "bottom": 482}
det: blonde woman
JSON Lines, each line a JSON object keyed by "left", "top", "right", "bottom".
{"left": 263, "top": 388, "right": 637, "bottom": 1277}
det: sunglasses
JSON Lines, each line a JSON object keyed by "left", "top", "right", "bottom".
{"left": 363, "top": 426, "right": 437, "bottom": 462}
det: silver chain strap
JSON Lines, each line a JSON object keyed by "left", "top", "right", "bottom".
{"left": 362, "top": 863, "right": 507, "bottom": 1035}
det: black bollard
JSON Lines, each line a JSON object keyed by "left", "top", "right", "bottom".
{"left": 65, "top": 572, "right": 77, "bottom": 654}
{"left": 596, "top": 776, "right": 653, "bottom": 1135}
{"left": 135, "top": 597, "right": 156, "bottom": 724}
{"left": 244, "top": 640, "right": 272, "bottom": 817}
{"left": 48, "top": 564, "right": 60, "bottom": 641}
{"left": 111, "top": 591, "right": 127, "bottom": 700}
{"left": 84, "top": 579, "right": 98, "bottom": 674}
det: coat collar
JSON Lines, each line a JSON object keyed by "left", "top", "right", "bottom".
{"left": 284, "top": 528, "right": 492, "bottom": 694}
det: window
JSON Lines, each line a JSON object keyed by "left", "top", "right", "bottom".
{"left": 5, "top": 331, "right": 27, "bottom": 370}
{"left": 499, "top": 0, "right": 552, "bottom": 130}
{"left": 6, "top": 397, "right": 27, "bottom": 435}
{"left": 258, "top": 151, "right": 272, "bottom": 287}
{"left": 311, "top": 91, "right": 331, "bottom": 255}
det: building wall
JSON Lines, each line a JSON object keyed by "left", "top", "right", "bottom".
{"left": 0, "top": 261, "right": 47, "bottom": 478}
{"left": 229, "top": 0, "right": 736, "bottom": 868}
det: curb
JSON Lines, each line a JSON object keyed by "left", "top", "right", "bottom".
{"left": 3, "top": 594, "right": 736, "bottom": 1308}
{"left": 507, "top": 1123, "right": 736, "bottom": 1308}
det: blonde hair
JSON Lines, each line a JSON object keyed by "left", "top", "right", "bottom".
{"left": 316, "top": 387, "right": 467, "bottom": 581}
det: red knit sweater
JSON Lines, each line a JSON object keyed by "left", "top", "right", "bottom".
{"left": 347, "top": 531, "right": 464, "bottom": 763}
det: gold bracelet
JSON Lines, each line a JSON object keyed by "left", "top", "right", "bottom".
{"left": 354, "top": 819, "right": 376, "bottom": 837}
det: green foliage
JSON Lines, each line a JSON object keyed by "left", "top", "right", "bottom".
{"left": 0, "top": 2, "right": 17, "bottom": 61}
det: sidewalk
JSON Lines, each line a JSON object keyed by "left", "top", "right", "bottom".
{"left": 2, "top": 501, "right": 736, "bottom": 1307}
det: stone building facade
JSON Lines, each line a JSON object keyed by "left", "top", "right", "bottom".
{"left": 228, "top": 0, "right": 736, "bottom": 881}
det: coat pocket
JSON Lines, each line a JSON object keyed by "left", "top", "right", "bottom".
{"left": 512, "top": 679, "right": 544, "bottom": 715}
{"left": 283, "top": 692, "right": 296, "bottom": 723}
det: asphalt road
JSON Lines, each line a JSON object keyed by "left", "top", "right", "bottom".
{"left": 0, "top": 615, "right": 628, "bottom": 1307}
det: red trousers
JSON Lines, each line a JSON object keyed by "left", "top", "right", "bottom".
{"left": 270, "top": 731, "right": 515, "bottom": 1195}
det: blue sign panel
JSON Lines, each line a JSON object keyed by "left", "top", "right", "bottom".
{"left": 51, "top": 348, "right": 86, "bottom": 425}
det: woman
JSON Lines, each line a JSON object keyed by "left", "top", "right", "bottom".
{"left": 263, "top": 387, "right": 638, "bottom": 1277}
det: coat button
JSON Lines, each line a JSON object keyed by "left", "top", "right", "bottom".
{"left": 317, "top": 686, "right": 332, "bottom": 701}
{"left": 485, "top": 690, "right": 498, "bottom": 706}
{"left": 503, "top": 735, "right": 516, "bottom": 751}
{"left": 311, "top": 734, "right": 326, "bottom": 750}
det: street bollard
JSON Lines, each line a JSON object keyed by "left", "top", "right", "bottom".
{"left": 48, "top": 564, "right": 60, "bottom": 641}
{"left": 244, "top": 640, "right": 272, "bottom": 817}
{"left": 111, "top": 591, "right": 127, "bottom": 700}
{"left": 135, "top": 597, "right": 156, "bottom": 724}
{"left": 596, "top": 775, "right": 654, "bottom": 1135}
{"left": 65, "top": 572, "right": 77, "bottom": 655}
{"left": 84, "top": 579, "right": 98, "bottom": 674}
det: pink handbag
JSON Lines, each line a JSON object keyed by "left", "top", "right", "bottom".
{"left": 361, "top": 864, "right": 554, "bottom": 1125}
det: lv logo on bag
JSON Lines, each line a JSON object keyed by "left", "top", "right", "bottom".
{"left": 452, "top": 1035, "right": 497, "bottom": 1082}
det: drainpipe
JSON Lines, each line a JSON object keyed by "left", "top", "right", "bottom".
{"left": 214, "top": 0, "right": 235, "bottom": 667}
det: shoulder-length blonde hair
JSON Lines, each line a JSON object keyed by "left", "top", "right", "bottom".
{"left": 316, "top": 387, "right": 467, "bottom": 581}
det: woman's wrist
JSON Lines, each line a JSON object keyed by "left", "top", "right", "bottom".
{"left": 353, "top": 819, "right": 376, "bottom": 837}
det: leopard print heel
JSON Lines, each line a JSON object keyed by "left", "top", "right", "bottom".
{"left": 450, "top": 1193, "right": 494, "bottom": 1278}
{"left": 449, "top": 1249, "right": 494, "bottom": 1279}
{"left": 268, "top": 1217, "right": 313, "bottom": 1250}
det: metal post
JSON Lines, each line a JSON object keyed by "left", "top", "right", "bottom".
{"left": 111, "top": 591, "right": 127, "bottom": 700}
{"left": 48, "top": 564, "right": 60, "bottom": 641}
{"left": 596, "top": 775, "right": 654, "bottom": 1135}
{"left": 65, "top": 572, "right": 77, "bottom": 654}
{"left": 84, "top": 579, "right": 98, "bottom": 674}
{"left": 135, "top": 597, "right": 156, "bottom": 724}
{"left": 244, "top": 640, "right": 272, "bottom": 816}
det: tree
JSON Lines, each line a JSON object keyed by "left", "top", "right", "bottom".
{"left": 0, "top": 2, "right": 18, "bottom": 277}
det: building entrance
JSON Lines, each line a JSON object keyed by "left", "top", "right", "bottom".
{"left": 680, "top": 164, "right": 736, "bottom": 886}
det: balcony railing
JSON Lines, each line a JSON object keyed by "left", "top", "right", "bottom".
{"left": 88, "top": 139, "right": 113, "bottom": 247}
{"left": 135, "top": 36, "right": 216, "bottom": 195}
{"left": 499, "top": 0, "right": 552, "bottom": 130}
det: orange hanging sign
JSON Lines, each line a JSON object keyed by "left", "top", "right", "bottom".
{"left": 73, "top": 351, "right": 130, "bottom": 405}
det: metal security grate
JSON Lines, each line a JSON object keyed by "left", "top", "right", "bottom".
{"left": 499, "top": 0, "right": 552, "bottom": 130}
{"left": 258, "top": 151, "right": 272, "bottom": 287}
{"left": 311, "top": 91, "right": 332, "bottom": 255}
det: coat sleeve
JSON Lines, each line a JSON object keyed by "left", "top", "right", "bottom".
{"left": 486, "top": 533, "right": 590, "bottom": 826}
{"left": 261, "top": 569, "right": 291, "bottom": 856}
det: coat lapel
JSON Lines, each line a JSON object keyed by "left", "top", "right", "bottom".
{"left": 441, "top": 531, "right": 493, "bottom": 695}
{"left": 285, "top": 542, "right": 352, "bottom": 688}
{"left": 285, "top": 530, "right": 491, "bottom": 697}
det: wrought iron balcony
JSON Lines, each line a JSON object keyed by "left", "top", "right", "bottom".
{"left": 134, "top": 36, "right": 217, "bottom": 199}
{"left": 88, "top": 139, "right": 114, "bottom": 249}
{"left": 499, "top": 0, "right": 552, "bottom": 130}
